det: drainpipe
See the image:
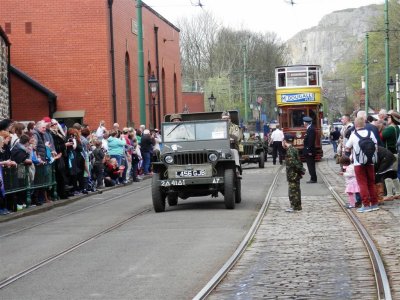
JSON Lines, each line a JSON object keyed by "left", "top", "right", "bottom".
{"left": 154, "top": 26, "right": 161, "bottom": 127}
{"left": 108, "top": 0, "right": 117, "bottom": 123}
{"left": 137, "top": 0, "right": 146, "bottom": 125}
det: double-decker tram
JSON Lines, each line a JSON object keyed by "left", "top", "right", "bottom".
{"left": 275, "top": 65, "right": 323, "bottom": 160}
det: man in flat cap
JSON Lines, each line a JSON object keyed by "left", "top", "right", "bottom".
{"left": 303, "top": 116, "right": 317, "bottom": 183}
{"left": 283, "top": 133, "right": 305, "bottom": 212}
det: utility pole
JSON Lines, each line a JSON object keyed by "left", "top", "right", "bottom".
{"left": 243, "top": 44, "right": 248, "bottom": 123}
{"left": 137, "top": 0, "right": 146, "bottom": 125}
{"left": 385, "top": 0, "right": 390, "bottom": 110}
{"left": 365, "top": 33, "right": 369, "bottom": 112}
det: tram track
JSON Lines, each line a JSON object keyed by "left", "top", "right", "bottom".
{"left": 319, "top": 166, "right": 391, "bottom": 300}
{"left": 194, "top": 163, "right": 392, "bottom": 300}
{"left": 193, "top": 166, "right": 283, "bottom": 300}
{"left": 0, "top": 184, "right": 151, "bottom": 239}
{"left": 0, "top": 207, "right": 152, "bottom": 290}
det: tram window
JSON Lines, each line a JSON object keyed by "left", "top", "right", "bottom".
{"left": 309, "top": 71, "right": 317, "bottom": 86}
{"left": 278, "top": 73, "right": 286, "bottom": 87}
{"left": 287, "top": 75, "right": 307, "bottom": 87}
{"left": 290, "top": 110, "right": 305, "bottom": 127}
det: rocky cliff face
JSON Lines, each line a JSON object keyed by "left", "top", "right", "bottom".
{"left": 287, "top": 4, "right": 383, "bottom": 75}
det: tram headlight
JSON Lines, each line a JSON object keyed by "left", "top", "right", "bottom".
{"left": 164, "top": 155, "right": 174, "bottom": 164}
{"left": 209, "top": 153, "right": 218, "bottom": 162}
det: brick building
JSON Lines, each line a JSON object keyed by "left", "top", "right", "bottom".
{"left": 1, "top": 0, "right": 182, "bottom": 129}
{"left": 182, "top": 92, "right": 205, "bottom": 113}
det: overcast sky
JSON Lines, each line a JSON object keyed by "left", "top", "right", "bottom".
{"left": 144, "top": 0, "right": 385, "bottom": 41}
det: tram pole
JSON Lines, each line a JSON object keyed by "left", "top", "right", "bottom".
{"left": 243, "top": 44, "right": 248, "bottom": 123}
{"left": 365, "top": 33, "right": 369, "bottom": 112}
{"left": 385, "top": 0, "right": 390, "bottom": 111}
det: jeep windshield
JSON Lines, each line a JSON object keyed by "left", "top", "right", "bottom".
{"left": 163, "top": 121, "right": 228, "bottom": 142}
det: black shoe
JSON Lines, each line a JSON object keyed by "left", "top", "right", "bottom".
{"left": 82, "top": 190, "right": 88, "bottom": 194}
{"left": 306, "top": 180, "right": 317, "bottom": 183}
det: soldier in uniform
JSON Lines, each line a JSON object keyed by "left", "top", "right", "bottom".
{"left": 283, "top": 133, "right": 305, "bottom": 212}
{"left": 221, "top": 111, "right": 242, "bottom": 176}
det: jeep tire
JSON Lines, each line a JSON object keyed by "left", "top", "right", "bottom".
{"left": 259, "top": 151, "right": 265, "bottom": 168}
{"left": 224, "top": 169, "right": 235, "bottom": 209}
{"left": 235, "top": 178, "right": 242, "bottom": 203}
{"left": 152, "top": 173, "right": 166, "bottom": 212}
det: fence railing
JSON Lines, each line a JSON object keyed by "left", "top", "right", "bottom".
{"left": 2, "top": 164, "right": 57, "bottom": 206}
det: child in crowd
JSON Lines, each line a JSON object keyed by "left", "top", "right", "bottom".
{"left": 340, "top": 156, "right": 360, "bottom": 209}
{"left": 92, "top": 140, "right": 105, "bottom": 188}
{"left": 104, "top": 156, "right": 124, "bottom": 187}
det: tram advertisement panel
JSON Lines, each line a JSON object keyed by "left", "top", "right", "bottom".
{"left": 276, "top": 87, "right": 322, "bottom": 106}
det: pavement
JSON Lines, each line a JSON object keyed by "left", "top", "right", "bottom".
{"left": 0, "top": 176, "right": 151, "bottom": 223}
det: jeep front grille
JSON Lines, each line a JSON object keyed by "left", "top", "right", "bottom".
{"left": 174, "top": 152, "right": 209, "bottom": 164}
{"left": 242, "top": 144, "right": 255, "bottom": 155}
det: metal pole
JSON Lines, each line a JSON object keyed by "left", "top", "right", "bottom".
{"left": 154, "top": 26, "right": 161, "bottom": 129}
{"left": 385, "top": 0, "right": 390, "bottom": 110}
{"left": 365, "top": 33, "right": 369, "bottom": 112}
{"left": 137, "top": 0, "right": 146, "bottom": 125}
{"left": 243, "top": 44, "right": 248, "bottom": 123}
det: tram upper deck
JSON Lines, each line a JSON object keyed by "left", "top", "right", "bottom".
{"left": 275, "top": 65, "right": 322, "bottom": 106}
{"left": 274, "top": 65, "right": 323, "bottom": 160}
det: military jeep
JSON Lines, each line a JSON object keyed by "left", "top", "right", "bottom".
{"left": 151, "top": 112, "right": 242, "bottom": 212}
{"left": 239, "top": 138, "right": 265, "bottom": 168}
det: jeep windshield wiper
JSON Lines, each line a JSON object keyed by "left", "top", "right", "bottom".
{"left": 167, "top": 123, "right": 182, "bottom": 136}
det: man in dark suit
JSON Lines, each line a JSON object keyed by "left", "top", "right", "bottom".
{"left": 302, "top": 116, "right": 317, "bottom": 183}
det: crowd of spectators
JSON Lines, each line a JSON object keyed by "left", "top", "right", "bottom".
{"left": 0, "top": 117, "right": 161, "bottom": 215}
{"left": 336, "top": 109, "right": 400, "bottom": 212}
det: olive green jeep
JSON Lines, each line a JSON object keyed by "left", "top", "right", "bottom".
{"left": 151, "top": 111, "right": 242, "bottom": 212}
{"left": 239, "top": 137, "right": 266, "bottom": 168}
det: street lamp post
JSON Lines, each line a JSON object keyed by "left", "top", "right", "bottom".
{"left": 208, "top": 92, "right": 216, "bottom": 111}
{"left": 388, "top": 76, "right": 395, "bottom": 110}
{"left": 148, "top": 72, "right": 158, "bottom": 129}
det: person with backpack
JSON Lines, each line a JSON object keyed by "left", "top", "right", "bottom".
{"left": 345, "top": 116, "right": 379, "bottom": 213}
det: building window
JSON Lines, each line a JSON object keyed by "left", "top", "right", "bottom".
{"left": 25, "top": 22, "right": 32, "bottom": 34}
{"left": 5, "top": 23, "right": 11, "bottom": 34}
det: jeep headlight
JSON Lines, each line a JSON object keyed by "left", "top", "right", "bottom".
{"left": 209, "top": 153, "right": 218, "bottom": 162}
{"left": 164, "top": 155, "right": 174, "bottom": 164}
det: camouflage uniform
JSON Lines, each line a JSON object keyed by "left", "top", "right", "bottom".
{"left": 286, "top": 145, "right": 305, "bottom": 210}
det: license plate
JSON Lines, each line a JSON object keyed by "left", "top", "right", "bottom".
{"left": 176, "top": 170, "right": 206, "bottom": 177}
